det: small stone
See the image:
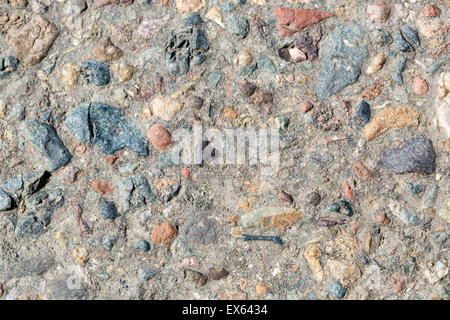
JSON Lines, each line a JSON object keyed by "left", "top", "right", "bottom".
{"left": 304, "top": 244, "right": 323, "bottom": 281}
{"left": 208, "top": 268, "right": 229, "bottom": 280}
{"left": 110, "top": 62, "right": 135, "bottom": 82}
{"left": 417, "top": 18, "right": 441, "bottom": 39}
{"left": 147, "top": 124, "right": 173, "bottom": 150}
{"left": 223, "top": 106, "right": 239, "bottom": 119}
{"left": 370, "top": 28, "right": 393, "bottom": 47}
{"left": 151, "top": 221, "right": 177, "bottom": 245}
{"left": 391, "top": 54, "right": 407, "bottom": 84}
{"left": 135, "top": 239, "right": 150, "bottom": 252}
{"left": 299, "top": 101, "right": 314, "bottom": 113}
{"left": 182, "top": 215, "right": 217, "bottom": 244}
{"left": 137, "top": 15, "right": 170, "bottom": 39}
{"left": 354, "top": 101, "right": 371, "bottom": 126}
{"left": 396, "top": 26, "right": 420, "bottom": 52}
{"left": 250, "top": 88, "right": 273, "bottom": 107}
{"left": 256, "top": 283, "right": 267, "bottom": 295}
{"left": 362, "top": 105, "right": 420, "bottom": 141}
{"left": 182, "top": 168, "right": 191, "bottom": 179}
{"left": 6, "top": 15, "right": 58, "bottom": 67}
{"left": 100, "top": 201, "right": 120, "bottom": 221}
{"left": 288, "top": 47, "right": 307, "bottom": 62}
{"left": 367, "top": 1, "right": 391, "bottom": 23}
{"left": 413, "top": 76, "right": 428, "bottom": 95}
{"left": 352, "top": 161, "right": 374, "bottom": 183}
{"left": 423, "top": 5, "right": 441, "bottom": 17}
{"left": 183, "top": 13, "right": 203, "bottom": 26}
{"left": 379, "top": 135, "right": 436, "bottom": 175}
{"left": 366, "top": 53, "right": 386, "bottom": 74}
{"left": 306, "top": 191, "right": 321, "bottom": 206}
{"left": 72, "top": 247, "right": 88, "bottom": 265}
{"left": 90, "top": 181, "right": 114, "bottom": 195}
{"left": 138, "top": 269, "right": 157, "bottom": 281}
{"left": 330, "top": 280, "right": 347, "bottom": 299}
{"left": 83, "top": 61, "right": 111, "bottom": 86}
{"left": 184, "top": 269, "right": 208, "bottom": 287}
{"left": 241, "top": 207, "right": 303, "bottom": 228}
{"left": 175, "top": 0, "right": 205, "bottom": 13}
{"left": 105, "top": 155, "right": 119, "bottom": 165}
{"left": 0, "top": 175, "right": 23, "bottom": 192}
{"left": 185, "top": 95, "right": 204, "bottom": 109}
{"left": 60, "top": 165, "right": 80, "bottom": 183}
{"left": 15, "top": 211, "right": 47, "bottom": 238}
{"left": 103, "top": 236, "right": 117, "bottom": 250}
{"left": 238, "top": 80, "right": 257, "bottom": 97}
{"left": 361, "top": 81, "right": 384, "bottom": 100}
{"left": 389, "top": 201, "right": 420, "bottom": 226}
{"left": 205, "top": 6, "right": 224, "bottom": 28}
{"left": 0, "top": 188, "right": 12, "bottom": 211}
{"left": 208, "top": 71, "right": 224, "bottom": 89}
{"left": 20, "top": 120, "right": 72, "bottom": 172}
{"left": 58, "top": 63, "right": 79, "bottom": 88}
{"left": 226, "top": 15, "right": 250, "bottom": 39}
{"left": 92, "top": 37, "right": 123, "bottom": 63}
{"left": 148, "top": 95, "right": 183, "bottom": 121}
{"left": 422, "top": 184, "right": 439, "bottom": 209}
{"left": 236, "top": 49, "right": 253, "bottom": 67}
{"left": 406, "top": 182, "right": 426, "bottom": 194}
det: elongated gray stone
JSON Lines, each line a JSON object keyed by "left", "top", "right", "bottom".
{"left": 0, "top": 188, "right": 12, "bottom": 211}
{"left": 20, "top": 120, "right": 72, "bottom": 172}
{"left": 315, "top": 25, "right": 368, "bottom": 100}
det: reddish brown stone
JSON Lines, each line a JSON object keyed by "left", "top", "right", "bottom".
{"left": 423, "top": 4, "right": 441, "bottom": 17}
{"left": 147, "top": 124, "right": 173, "bottom": 150}
{"left": 249, "top": 88, "right": 273, "bottom": 107}
{"left": 151, "top": 221, "right": 177, "bottom": 245}
{"left": 275, "top": 6, "right": 333, "bottom": 38}
{"left": 353, "top": 161, "right": 374, "bottom": 183}
{"left": 182, "top": 167, "right": 191, "bottom": 179}
{"left": 89, "top": 181, "right": 113, "bottom": 195}
{"left": 361, "top": 82, "right": 384, "bottom": 100}
{"left": 105, "top": 155, "right": 119, "bottom": 165}
{"left": 299, "top": 101, "right": 314, "bottom": 113}
{"left": 375, "top": 212, "right": 391, "bottom": 225}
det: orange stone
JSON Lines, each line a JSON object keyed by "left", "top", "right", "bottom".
{"left": 151, "top": 221, "right": 177, "bottom": 245}
{"left": 105, "top": 155, "right": 119, "bottom": 165}
{"left": 299, "top": 101, "right": 314, "bottom": 113}
{"left": 256, "top": 282, "right": 267, "bottom": 295}
{"left": 352, "top": 161, "right": 374, "bottom": 183}
{"left": 275, "top": 6, "right": 333, "bottom": 38}
{"left": 182, "top": 167, "right": 191, "bottom": 179}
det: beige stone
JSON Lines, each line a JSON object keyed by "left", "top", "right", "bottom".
{"left": 175, "top": 0, "right": 205, "bottom": 13}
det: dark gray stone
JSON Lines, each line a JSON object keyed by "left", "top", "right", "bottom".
{"left": 118, "top": 175, "right": 156, "bottom": 212}
{"left": 355, "top": 100, "right": 371, "bottom": 126}
{"left": 379, "top": 135, "right": 436, "bottom": 175}
{"left": 400, "top": 26, "right": 420, "bottom": 49}
{"left": 100, "top": 201, "right": 120, "bottom": 221}
{"left": 15, "top": 211, "right": 47, "bottom": 238}
{"left": 83, "top": 60, "right": 110, "bottom": 86}
{"left": 182, "top": 215, "right": 217, "bottom": 245}
{"left": 192, "top": 29, "right": 209, "bottom": 51}
{"left": 391, "top": 54, "right": 407, "bottom": 84}
{"left": 0, "top": 253, "right": 54, "bottom": 280}
{"left": 65, "top": 102, "right": 149, "bottom": 156}
{"left": 315, "top": 25, "right": 368, "bottom": 100}
{"left": 406, "top": 182, "right": 426, "bottom": 194}
{"left": 20, "top": 120, "right": 72, "bottom": 172}
{"left": 183, "top": 13, "right": 203, "bottom": 26}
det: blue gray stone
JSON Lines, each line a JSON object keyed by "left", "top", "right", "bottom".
{"left": 0, "top": 175, "right": 23, "bottom": 192}
{"left": 258, "top": 56, "right": 277, "bottom": 73}
{"left": 406, "top": 182, "right": 426, "bottom": 194}
{"left": 20, "top": 120, "right": 72, "bottom": 172}
{"left": 138, "top": 269, "right": 157, "bottom": 281}
{"left": 15, "top": 211, "right": 46, "bottom": 238}
{"left": 315, "top": 25, "right": 368, "bottom": 100}
{"left": 100, "top": 201, "right": 120, "bottom": 221}
{"left": 192, "top": 29, "right": 209, "bottom": 51}
{"left": 183, "top": 13, "right": 203, "bottom": 26}
{"left": 401, "top": 210, "right": 420, "bottom": 226}
{"left": 83, "top": 61, "right": 110, "bottom": 86}
{"left": 379, "top": 135, "right": 436, "bottom": 175}
{"left": 422, "top": 184, "right": 438, "bottom": 208}
{"left": 226, "top": 14, "right": 249, "bottom": 38}
{"left": 0, "top": 188, "right": 12, "bottom": 211}
{"left": 103, "top": 236, "right": 117, "bottom": 250}
{"left": 330, "top": 280, "right": 347, "bottom": 299}
{"left": 118, "top": 175, "right": 156, "bottom": 212}
{"left": 135, "top": 239, "right": 150, "bottom": 252}
{"left": 208, "top": 71, "right": 224, "bottom": 89}
{"left": 391, "top": 54, "right": 407, "bottom": 84}
{"left": 65, "top": 102, "right": 149, "bottom": 156}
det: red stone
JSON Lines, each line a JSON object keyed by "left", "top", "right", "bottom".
{"left": 147, "top": 124, "right": 173, "bottom": 150}
{"left": 182, "top": 167, "right": 191, "bottom": 179}
{"left": 413, "top": 76, "right": 428, "bottom": 95}
{"left": 423, "top": 4, "right": 441, "bottom": 17}
{"left": 151, "top": 221, "right": 177, "bottom": 245}
{"left": 105, "top": 155, "right": 119, "bottom": 165}
{"left": 89, "top": 181, "right": 113, "bottom": 195}
{"left": 275, "top": 6, "right": 334, "bottom": 38}
{"left": 299, "top": 101, "right": 314, "bottom": 113}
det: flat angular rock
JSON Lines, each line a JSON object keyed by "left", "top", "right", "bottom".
{"left": 118, "top": 175, "right": 156, "bottom": 212}
{"left": 275, "top": 6, "right": 333, "bottom": 38}
{"left": 315, "top": 25, "right": 368, "bottom": 100}
{"left": 379, "top": 135, "right": 436, "bottom": 174}
{"left": 241, "top": 207, "right": 303, "bottom": 228}
{"left": 6, "top": 15, "right": 58, "bottom": 67}
{"left": 182, "top": 215, "right": 217, "bottom": 244}
{"left": 65, "top": 102, "right": 149, "bottom": 156}
{"left": 20, "top": 120, "right": 72, "bottom": 172}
